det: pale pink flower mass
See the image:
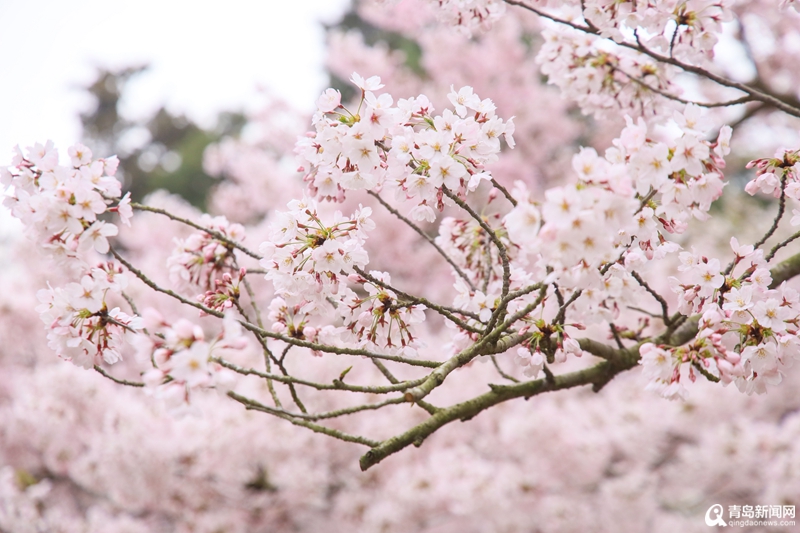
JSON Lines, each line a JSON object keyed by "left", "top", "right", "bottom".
{"left": 2, "top": 0, "right": 800, "bottom": 530}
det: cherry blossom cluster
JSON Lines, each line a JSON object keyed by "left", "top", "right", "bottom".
{"left": 426, "top": 0, "right": 507, "bottom": 35}
{"left": 139, "top": 311, "right": 243, "bottom": 408}
{"left": 259, "top": 197, "right": 427, "bottom": 356}
{"left": 499, "top": 106, "right": 728, "bottom": 330}
{"left": 199, "top": 267, "right": 245, "bottom": 315}
{"left": 514, "top": 322, "right": 584, "bottom": 378}
{"left": 167, "top": 215, "right": 245, "bottom": 292}
{"left": 581, "top": 0, "right": 732, "bottom": 63}
{"left": 259, "top": 197, "right": 373, "bottom": 307}
{"left": 2, "top": 142, "right": 142, "bottom": 368}
{"left": 338, "top": 271, "right": 427, "bottom": 358}
{"left": 36, "top": 263, "right": 142, "bottom": 369}
{"left": 463, "top": 103, "right": 733, "bottom": 383}
{"left": 1, "top": 142, "right": 129, "bottom": 269}
{"left": 267, "top": 296, "right": 331, "bottom": 347}
{"left": 649, "top": 238, "right": 800, "bottom": 398}
{"left": 295, "top": 73, "right": 514, "bottom": 222}
{"left": 421, "top": 0, "right": 731, "bottom": 64}
{"left": 536, "top": 26, "right": 679, "bottom": 120}
{"left": 744, "top": 147, "right": 800, "bottom": 210}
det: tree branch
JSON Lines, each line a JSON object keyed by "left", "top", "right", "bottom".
{"left": 132, "top": 202, "right": 262, "bottom": 259}
{"left": 360, "top": 343, "right": 639, "bottom": 470}
{"left": 367, "top": 190, "right": 477, "bottom": 291}
{"left": 93, "top": 365, "right": 144, "bottom": 387}
{"left": 228, "top": 391, "right": 380, "bottom": 447}
{"left": 213, "top": 357, "right": 428, "bottom": 394}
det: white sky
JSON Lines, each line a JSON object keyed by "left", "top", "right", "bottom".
{"left": 0, "top": 0, "right": 350, "bottom": 153}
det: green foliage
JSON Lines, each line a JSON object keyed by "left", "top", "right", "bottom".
{"left": 79, "top": 67, "right": 244, "bottom": 208}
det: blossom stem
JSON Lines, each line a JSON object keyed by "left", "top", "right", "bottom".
{"left": 131, "top": 202, "right": 262, "bottom": 259}
{"left": 93, "top": 365, "right": 144, "bottom": 388}
{"left": 631, "top": 271, "right": 671, "bottom": 326}
{"left": 354, "top": 267, "right": 484, "bottom": 333}
{"left": 228, "top": 392, "right": 380, "bottom": 447}
{"left": 367, "top": 190, "right": 477, "bottom": 291}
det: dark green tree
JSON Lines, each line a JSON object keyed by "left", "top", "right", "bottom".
{"left": 79, "top": 66, "right": 244, "bottom": 208}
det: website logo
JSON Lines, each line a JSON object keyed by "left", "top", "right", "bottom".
{"left": 703, "top": 503, "right": 795, "bottom": 528}
{"left": 705, "top": 504, "right": 727, "bottom": 527}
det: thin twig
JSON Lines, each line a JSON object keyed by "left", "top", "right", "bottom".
{"left": 276, "top": 345, "right": 307, "bottom": 413}
{"left": 369, "top": 359, "right": 439, "bottom": 415}
{"left": 354, "top": 267, "right": 485, "bottom": 333}
{"left": 213, "top": 357, "right": 427, "bottom": 394}
{"left": 233, "top": 299, "right": 283, "bottom": 408}
{"left": 228, "top": 391, "right": 380, "bottom": 447}
{"left": 766, "top": 230, "right": 800, "bottom": 263}
{"left": 132, "top": 202, "right": 262, "bottom": 259}
{"left": 367, "top": 190, "right": 477, "bottom": 291}
{"left": 93, "top": 365, "right": 144, "bottom": 387}
{"left": 489, "top": 178, "right": 517, "bottom": 207}
{"left": 627, "top": 306, "right": 661, "bottom": 318}
{"left": 609, "top": 324, "right": 625, "bottom": 350}
{"left": 121, "top": 291, "right": 140, "bottom": 315}
{"left": 490, "top": 355, "right": 520, "bottom": 383}
{"left": 753, "top": 173, "right": 789, "bottom": 252}
{"left": 609, "top": 63, "right": 753, "bottom": 108}
{"left": 246, "top": 395, "right": 409, "bottom": 422}
{"left": 630, "top": 271, "right": 671, "bottom": 326}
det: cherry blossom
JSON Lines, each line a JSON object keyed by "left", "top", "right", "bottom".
{"left": 4, "top": 4, "right": 800, "bottom": 522}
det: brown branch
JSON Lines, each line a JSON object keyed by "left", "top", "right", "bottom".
{"left": 131, "top": 202, "right": 262, "bottom": 259}
{"left": 367, "top": 190, "right": 477, "bottom": 291}
{"left": 608, "top": 63, "right": 754, "bottom": 108}
{"left": 93, "top": 365, "right": 144, "bottom": 387}
{"left": 213, "top": 357, "right": 428, "bottom": 394}
{"left": 360, "top": 342, "right": 639, "bottom": 470}
{"left": 489, "top": 177, "right": 518, "bottom": 207}
{"left": 228, "top": 391, "right": 380, "bottom": 447}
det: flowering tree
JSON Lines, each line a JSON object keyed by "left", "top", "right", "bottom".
{"left": 2, "top": 1, "right": 800, "bottom": 529}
